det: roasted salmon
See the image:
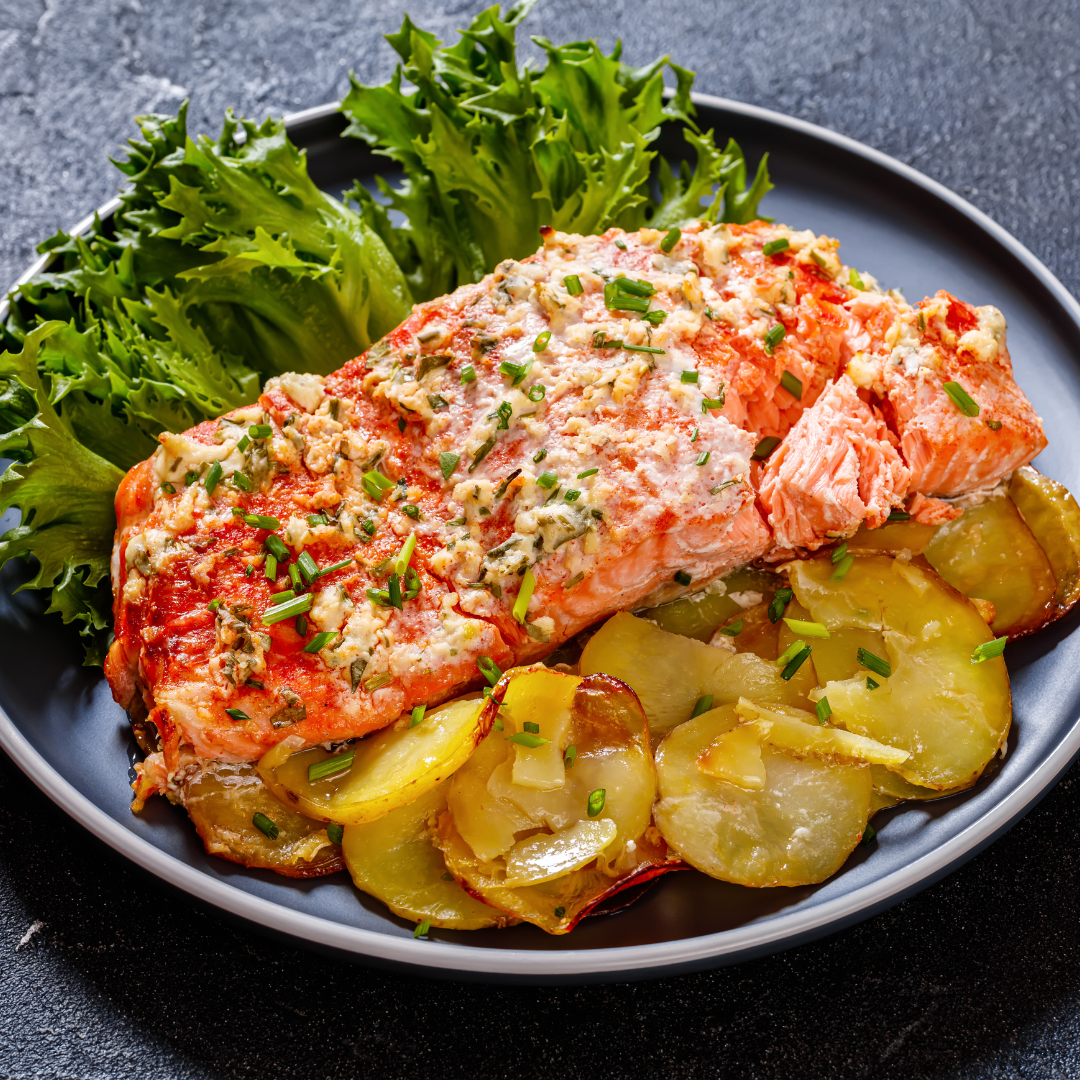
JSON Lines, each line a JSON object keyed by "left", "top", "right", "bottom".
{"left": 108, "top": 220, "right": 1046, "bottom": 799}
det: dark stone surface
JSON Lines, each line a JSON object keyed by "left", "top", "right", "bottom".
{"left": 2, "top": 1, "right": 1079, "bottom": 1076}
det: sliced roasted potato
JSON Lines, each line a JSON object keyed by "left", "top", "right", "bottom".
{"left": 179, "top": 758, "right": 342, "bottom": 878}
{"left": 641, "top": 566, "right": 780, "bottom": 641}
{"left": 788, "top": 556, "right": 1011, "bottom": 790}
{"left": 439, "top": 667, "right": 676, "bottom": 934}
{"left": 869, "top": 764, "right": 973, "bottom": 803}
{"left": 847, "top": 518, "right": 938, "bottom": 556}
{"left": 1010, "top": 465, "right": 1080, "bottom": 622}
{"left": 257, "top": 695, "right": 495, "bottom": 825}
{"left": 925, "top": 490, "right": 1056, "bottom": 635}
{"left": 654, "top": 705, "right": 872, "bottom": 887}
{"left": 579, "top": 612, "right": 810, "bottom": 737}
{"left": 341, "top": 780, "right": 517, "bottom": 930}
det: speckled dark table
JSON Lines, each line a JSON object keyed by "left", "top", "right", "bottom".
{"left": 3, "top": 1, "right": 1080, "bottom": 1076}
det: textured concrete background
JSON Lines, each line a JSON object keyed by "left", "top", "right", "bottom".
{"left": 2, "top": 1, "right": 1080, "bottom": 1076}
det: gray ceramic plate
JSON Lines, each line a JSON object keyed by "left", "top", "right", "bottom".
{"left": 3, "top": 96, "right": 1080, "bottom": 984}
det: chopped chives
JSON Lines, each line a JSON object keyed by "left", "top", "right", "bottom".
{"left": 857, "top": 648, "right": 892, "bottom": 679}
{"left": 642, "top": 309, "right": 667, "bottom": 326}
{"left": 702, "top": 395, "right": 725, "bottom": 413}
{"left": 537, "top": 471, "right": 558, "bottom": 489}
{"left": 252, "top": 812, "right": 278, "bottom": 840}
{"left": 604, "top": 286, "right": 650, "bottom": 313}
{"left": 506, "top": 731, "right": 549, "bottom": 748}
{"left": 768, "top": 587, "right": 794, "bottom": 623}
{"left": 831, "top": 541, "right": 848, "bottom": 565}
{"left": 611, "top": 277, "right": 655, "bottom": 297}
{"left": 831, "top": 554, "right": 854, "bottom": 581}
{"left": 554, "top": 906, "right": 566, "bottom": 918}
{"left": 460, "top": 364, "right": 477, "bottom": 385}
{"left": 780, "top": 370, "right": 803, "bottom": 400}
{"left": 319, "top": 559, "right": 353, "bottom": 577}
{"left": 815, "top": 697, "right": 832, "bottom": 725}
{"left": 943, "top": 381, "right": 980, "bottom": 417}
{"left": 297, "top": 551, "right": 319, "bottom": 583}
{"left": 866, "top": 676, "right": 880, "bottom": 690}
{"left": 533, "top": 331, "right": 552, "bottom": 353}
{"left": 439, "top": 451, "right": 460, "bottom": 481}
{"left": 303, "top": 631, "right": 336, "bottom": 653}
{"left": 624, "top": 343, "right": 666, "bottom": 354}
{"left": 225, "top": 707, "right": 249, "bottom": 721}
{"left": 327, "top": 823, "right": 344, "bottom": 845}
{"left": 204, "top": 461, "right": 223, "bottom": 495}
{"left": 288, "top": 563, "right": 302, "bottom": 591}
{"left": 308, "top": 749, "right": 355, "bottom": 782}
{"left": 681, "top": 370, "right": 699, "bottom": 384}
{"left": 972, "top": 636, "right": 1008, "bottom": 663}
{"left": 410, "top": 705, "right": 426, "bottom": 728}
{"left": 244, "top": 514, "right": 281, "bottom": 531}
{"left": 361, "top": 519, "right": 376, "bottom": 536}
{"left": 720, "top": 618, "right": 744, "bottom": 636}
{"left": 265, "top": 534, "right": 289, "bottom": 561}
{"left": 245, "top": 565, "right": 254, "bottom": 578}
{"left": 710, "top": 479, "right": 737, "bottom": 495}
{"left": 307, "top": 513, "right": 329, "bottom": 527}
{"left": 564, "top": 745, "right": 576, "bottom": 768}
{"left": 363, "top": 671, "right": 393, "bottom": 693}
{"left": 523, "top": 721, "right": 540, "bottom": 734}
{"left": 402, "top": 504, "right": 421, "bottom": 520}
{"left": 862, "top": 823, "right": 877, "bottom": 845}
{"left": 781, "top": 645, "right": 812, "bottom": 681}
{"left": 674, "top": 570, "right": 692, "bottom": 586}
{"left": 161, "top": 481, "right": 176, "bottom": 494}
{"left": 577, "top": 468, "right": 598, "bottom": 479}
{"left": 414, "top": 919, "right": 432, "bottom": 939}
{"left": 533, "top": 449, "right": 547, "bottom": 464}
{"left": 361, "top": 469, "right": 396, "bottom": 501}
{"left": 752, "top": 436, "right": 781, "bottom": 460}
{"left": 428, "top": 393, "right": 449, "bottom": 410}
{"left": 776, "top": 640, "right": 807, "bottom": 668}
{"left": 264, "top": 553, "right": 278, "bottom": 581}
{"left": 695, "top": 451, "right": 710, "bottom": 467}
{"left": 564, "top": 572, "right": 585, "bottom": 590}
{"left": 296, "top": 614, "right": 308, "bottom": 636}
{"left": 690, "top": 695, "right": 714, "bottom": 719}
{"left": 393, "top": 533, "right": 417, "bottom": 577}
{"left": 986, "top": 419, "right": 1002, "bottom": 431}
{"left": 849, "top": 268, "right": 866, "bottom": 291}
{"left": 528, "top": 384, "right": 547, "bottom": 402}
{"left": 477, "top": 656, "right": 502, "bottom": 687}
{"left": 660, "top": 227, "right": 681, "bottom": 253}
{"left": 763, "top": 238, "right": 790, "bottom": 256}
{"left": 207, "top": 598, "right": 222, "bottom": 612}
{"left": 499, "top": 358, "right": 533, "bottom": 384}
{"left": 564, "top": 274, "right": 583, "bottom": 295}
{"left": 263, "top": 593, "right": 313, "bottom": 624}
{"left": 783, "top": 618, "right": 830, "bottom": 638}
{"left": 587, "top": 788, "right": 607, "bottom": 817}
{"left": 387, "top": 573, "right": 403, "bottom": 610}
{"left": 763, "top": 324, "right": 786, "bottom": 355}
{"left": 512, "top": 567, "right": 536, "bottom": 624}
{"left": 237, "top": 435, "right": 251, "bottom": 452}
{"left": 888, "top": 510, "right": 910, "bottom": 521}
{"left": 469, "top": 436, "right": 496, "bottom": 472}
{"left": 185, "top": 470, "right": 198, "bottom": 486}
{"left": 398, "top": 418, "right": 407, "bottom": 433}
{"left": 564, "top": 489, "right": 581, "bottom": 502}
{"left": 441, "top": 871, "right": 454, "bottom": 881}
{"left": 810, "top": 249, "right": 828, "bottom": 268}
{"left": 270, "top": 590, "right": 295, "bottom": 604}
{"left": 615, "top": 239, "right": 627, "bottom": 250}
{"left": 249, "top": 424, "right": 272, "bottom": 439}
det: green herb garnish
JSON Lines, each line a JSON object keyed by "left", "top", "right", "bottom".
{"left": 972, "top": 636, "right": 1008, "bottom": 663}
{"left": 943, "top": 381, "right": 980, "bottom": 417}
{"left": 690, "top": 695, "right": 714, "bottom": 719}
{"left": 857, "top": 648, "right": 892, "bottom": 679}
{"left": 252, "top": 813, "right": 279, "bottom": 840}
{"left": 587, "top": 788, "right": 607, "bottom": 817}
{"left": 308, "top": 749, "right": 355, "bottom": 783}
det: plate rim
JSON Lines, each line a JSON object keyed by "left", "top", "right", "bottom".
{"left": 3, "top": 91, "right": 1080, "bottom": 980}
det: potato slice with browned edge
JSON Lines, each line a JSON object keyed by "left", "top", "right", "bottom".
{"left": 439, "top": 667, "right": 676, "bottom": 934}
{"left": 178, "top": 758, "right": 342, "bottom": 878}
{"left": 1010, "top": 465, "right": 1080, "bottom": 623}
{"left": 579, "top": 612, "right": 810, "bottom": 738}
{"left": 925, "top": 489, "right": 1056, "bottom": 636}
{"left": 788, "top": 556, "right": 1011, "bottom": 790}
{"left": 257, "top": 695, "right": 495, "bottom": 825}
{"left": 341, "top": 780, "right": 517, "bottom": 930}
{"left": 654, "top": 705, "right": 872, "bottom": 887}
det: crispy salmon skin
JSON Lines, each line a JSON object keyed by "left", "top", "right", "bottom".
{"left": 108, "top": 219, "right": 1046, "bottom": 797}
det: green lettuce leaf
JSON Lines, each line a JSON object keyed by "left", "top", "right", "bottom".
{"left": 342, "top": 4, "right": 772, "bottom": 301}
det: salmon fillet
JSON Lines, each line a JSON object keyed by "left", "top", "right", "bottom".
{"left": 107, "top": 219, "right": 1047, "bottom": 792}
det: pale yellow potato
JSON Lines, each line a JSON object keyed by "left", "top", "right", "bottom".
{"left": 654, "top": 705, "right": 872, "bottom": 887}
{"left": 641, "top": 566, "right": 780, "bottom": 641}
{"left": 788, "top": 556, "right": 1011, "bottom": 791}
{"left": 440, "top": 668, "right": 672, "bottom": 934}
{"left": 341, "top": 780, "right": 516, "bottom": 930}
{"left": 179, "top": 758, "right": 341, "bottom": 878}
{"left": 925, "top": 491, "right": 1056, "bottom": 636}
{"left": 869, "top": 764, "right": 974, "bottom": 803}
{"left": 256, "top": 695, "right": 494, "bottom": 825}
{"left": 579, "top": 612, "right": 809, "bottom": 738}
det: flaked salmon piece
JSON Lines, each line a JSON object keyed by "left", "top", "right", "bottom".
{"left": 757, "top": 374, "right": 910, "bottom": 552}
{"left": 845, "top": 289, "right": 1047, "bottom": 495}
{"left": 908, "top": 492, "right": 963, "bottom": 525}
